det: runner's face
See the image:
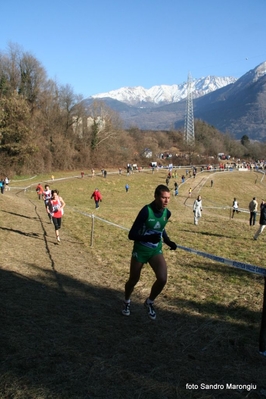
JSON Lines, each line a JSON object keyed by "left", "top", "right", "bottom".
{"left": 155, "top": 191, "right": 170, "bottom": 209}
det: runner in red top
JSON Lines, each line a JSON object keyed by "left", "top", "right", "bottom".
{"left": 47, "top": 189, "right": 66, "bottom": 243}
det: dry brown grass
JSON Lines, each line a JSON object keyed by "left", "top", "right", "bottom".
{"left": 0, "top": 168, "right": 265, "bottom": 398}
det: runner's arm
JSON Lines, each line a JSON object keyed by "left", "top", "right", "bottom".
{"left": 59, "top": 196, "right": 66, "bottom": 209}
{"left": 163, "top": 210, "right": 177, "bottom": 250}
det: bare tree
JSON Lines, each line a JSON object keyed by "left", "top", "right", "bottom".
{"left": 0, "top": 43, "right": 22, "bottom": 97}
{"left": 87, "top": 100, "right": 122, "bottom": 151}
{"left": 18, "top": 52, "right": 47, "bottom": 111}
{"left": 58, "top": 84, "right": 84, "bottom": 138}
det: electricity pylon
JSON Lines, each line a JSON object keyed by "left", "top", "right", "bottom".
{"left": 184, "top": 72, "right": 195, "bottom": 145}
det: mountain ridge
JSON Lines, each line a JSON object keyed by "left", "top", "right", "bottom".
{"left": 91, "top": 76, "right": 236, "bottom": 107}
{"left": 84, "top": 61, "right": 266, "bottom": 141}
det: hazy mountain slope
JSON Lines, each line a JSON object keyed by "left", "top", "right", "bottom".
{"left": 190, "top": 66, "right": 266, "bottom": 140}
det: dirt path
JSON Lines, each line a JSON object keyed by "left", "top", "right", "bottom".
{"left": 0, "top": 189, "right": 99, "bottom": 290}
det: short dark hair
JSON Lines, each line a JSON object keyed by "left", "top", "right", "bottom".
{"left": 154, "top": 184, "right": 170, "bottom": 197}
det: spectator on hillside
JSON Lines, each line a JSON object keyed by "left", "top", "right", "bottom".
{"left": 174, "top": 182, "right": 178, "bottom": 196}
{"left": 5, "top": 177, "right": 10, "bottom": 190}
{"left": 249, "top": 197, "right": 258, "bottom": 226}
{"left": 0, "top": 179, "right": 4, "bottom": 194}
{"left": 254, "top": 200, "right": 266, "bottom": 240}
{"left": 91, "top": 188, "right": 102, "bottom": 209}
{"left": 231, "top": 198, "right": 240, "bottom": 218}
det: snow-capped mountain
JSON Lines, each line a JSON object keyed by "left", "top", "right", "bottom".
{"left": 84, "top": 62, "right": 266, "bottom": 140}
{"left": 245, "top": 61, "right": 266, "bottom": 82}
{"left": 91, "top": 76, "right": 237, "bottom": 107}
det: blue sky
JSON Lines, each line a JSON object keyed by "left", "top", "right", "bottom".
{"left": 1, "top": 0, "right": 265, "bottom": 98}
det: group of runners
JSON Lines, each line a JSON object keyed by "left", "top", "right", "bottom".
{"left": 36, "top": 183, "right": 66, "bottom": 243}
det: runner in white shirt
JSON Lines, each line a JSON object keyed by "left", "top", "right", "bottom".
{"left": 43, "top": 185, "right": 52, "bottom": 222}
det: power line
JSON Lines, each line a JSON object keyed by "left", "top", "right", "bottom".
{"left": 184, "top": 72, "right": 195, "bottom": 145}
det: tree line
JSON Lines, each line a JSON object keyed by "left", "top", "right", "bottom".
{"left": 0, "top": 43, "right": 265, "bottom": 176}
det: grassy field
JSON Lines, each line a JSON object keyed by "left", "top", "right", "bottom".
{"left": 1, "top": 167, "right": 266, "bottom": 398}
{"left": 22, "top": 167, "right": 266, "bottom": 266}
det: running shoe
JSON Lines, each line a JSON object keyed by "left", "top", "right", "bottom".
{"left": 57, "top": 236, "right": 60, "bottom": 242}
{"left": 144, "top": 299, "right": 156, "bottom": 320}
{"left": 122, "top": 301, "right": 130, "bottom": 316}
